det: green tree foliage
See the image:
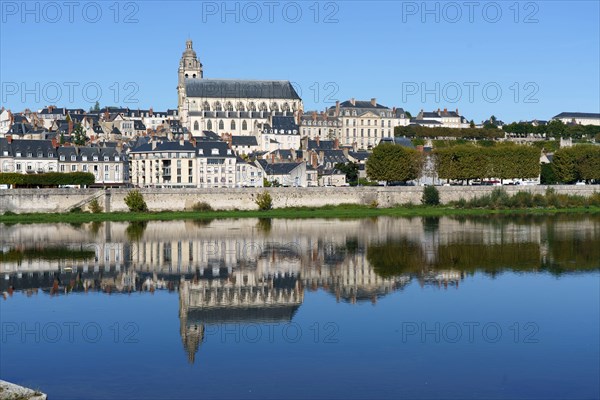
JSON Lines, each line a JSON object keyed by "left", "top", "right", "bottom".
{"left": 552, "top": 145, "right": 600, "bottom": 183}
{"left": 503, "top": 119, "right": 600, "bottom": 139}
{"left": 540, "top": 163, "right": 557, "bottom": 184}
{"left": 88, "top": 198, "right": 103, "bottom": 213}
{"left": 124, "top": 190, "right": 148, "bottom": 212}
{"left": 0, "top": 172, "right": 95, "bottom": 187}
{"left": 421, "top": 185, "right": 440, "bottom": 205}
{"left": 395, "top": 125, "right": 503, "bottom": 139}
{"left": 256, "top": 191, "right": 273, "bottom": 211}
{"left": 434, "top": 144, "right": 540, "bottom": 182}
{"left": 71, "top": 123, "right": 87, "bottom": 145}
{"left": 335, "top": 162, "right": 359, "bottom": 185}
{"left": 366, "top": 143, "right": 423, "bottom": 183}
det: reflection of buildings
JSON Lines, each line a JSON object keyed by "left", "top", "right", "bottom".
{"left": 3, "top": 216, "right": 599, "bottom": 360}
{"left": 179, "top": 266, "right": 303, "bottom": 363}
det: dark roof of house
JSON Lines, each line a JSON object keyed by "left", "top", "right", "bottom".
{"left": 0, "top": 138, "right": 55, "bottom": 157}
{"left": 307, "top": 139, "right": 336, "bottom": 150}
{"left": 380, "top": 137, "right": 415, "bottom": 148}
{"left": 319, "top": 149, "right": 348, "bottom": 164}
{"left": 271, "top": 116, "right": 299, "bottom": 132}
{"left": 337, "top": 100, "right": 388, "bottom": 109}
{"left": 130, "top": 140, "right": 197, "bottom": 153}
{"left": 349, "top": 151, "right": 369, "bottom": 161}
{"left": 186, "top": 305, "right": 300, "bottom": 324}
{"left": 256, "top": 159, "right": 302, "bottom": 175}
{"left": 185, "top": 79, "right": 301, "bottom": 100}
{"left": 553, "top": 112, "right": 600, "bottom": 119}
{"left": 231, "top": 136, "right": 258, "bottom": 146}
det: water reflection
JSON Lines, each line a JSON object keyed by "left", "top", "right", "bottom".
{"left": 2, "top": 215, "right": 599, "bottom": 363}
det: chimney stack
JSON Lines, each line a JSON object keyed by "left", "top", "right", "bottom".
{"left": 350, "top": 98, "right": 356, "bottom": 106}
{"left": 334, "top": 138, "right": 339, "bottom": 149}
{"left": 6, "top": 135, "right": 12, "bottom": 144}
{"left": 68, "top": 120, "right": 73, "bottom": 134}
{"left": 335, "top": 100, "right": 340, "bottom": 117}
{"left": 51, "top": 137, "right": 58, "bottom": 149}
{"left": 316, "top": 136, "right": 320, "bottom": 147}
{"left": 371, "top": 98, "right": 377, "bottom": 107}
{"left": 443, "top": 108, "right": 447, "bottom": 113}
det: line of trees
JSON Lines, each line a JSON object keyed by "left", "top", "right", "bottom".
{"left": 395, "top": 125, "right": 504, "bottom": 139}
{"left": 0, "top": 172, "right": 95, "bottom": 187}
{"left": 434, "top": 144, "right": 540, "bottom": 182}
{"left": 366, "top": 143, "right": 423, "bottom": 183}
{"left": 552, "top": 145, "right": 600, "bottom": 183}
{"left": 503, "top": 120, "right": 600, "bottom": 139}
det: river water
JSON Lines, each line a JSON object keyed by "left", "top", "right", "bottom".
{"left": 1, "top": 215, "right": 599, "bottom": 399}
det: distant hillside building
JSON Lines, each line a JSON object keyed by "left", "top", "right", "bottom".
{"left": 552, "top": 112, "right": 600, "bottom": 126}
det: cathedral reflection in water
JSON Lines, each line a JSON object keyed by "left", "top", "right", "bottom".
{"left": 3, "top": 216, "right": 598, "bottom": 363}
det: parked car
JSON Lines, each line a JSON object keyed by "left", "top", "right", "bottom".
{"left": 575, "top": 181, "right": 587, "bottom": 186}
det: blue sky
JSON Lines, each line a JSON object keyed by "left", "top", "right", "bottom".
{"left": 1, "top": 0, "right": 599, "bottom": 122}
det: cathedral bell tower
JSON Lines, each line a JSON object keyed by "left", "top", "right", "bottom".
{"left": 177, "top": 40, "right": 203, "bottom": 123}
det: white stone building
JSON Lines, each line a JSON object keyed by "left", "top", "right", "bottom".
{"left": 552, "top": 112, "right": 600, "bottom": 126}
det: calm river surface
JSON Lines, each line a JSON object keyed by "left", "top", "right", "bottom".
{"left": 1, "top": 215, "right": 599, "bottom": 399}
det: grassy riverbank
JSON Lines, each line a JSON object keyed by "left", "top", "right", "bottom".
{"left": 2, "top": 204, "right": 600, "bottom": 224}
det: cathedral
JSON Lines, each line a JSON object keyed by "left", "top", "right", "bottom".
{"left": 177, "top": 40, "right": 303, "bottom": 136}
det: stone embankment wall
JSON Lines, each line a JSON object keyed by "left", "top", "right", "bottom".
{"left": 0, "top": 186, "right": 597, "bottom": 214}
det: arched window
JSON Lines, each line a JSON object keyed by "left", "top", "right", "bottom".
{"left": 193, "top": 74, "right": 196, "bottom": 78}
{"left": 248, "top": 102, "right": 256, "bottom": 111}
{"left": 271, "top": 102, "right": 279, "bottom": 112}
{"left": 231, "top": 120, "right": 236, "bottom": 130}
{"left": 203, "top": 101, "right": 210, "bottom": 111}
{"left": 242, "top": 120, "right": 248, "bottom": 130}
{"left": 225, "top": 102, "right": 233, "bottom": 111}
{"left": 237, "top": 102, "right": 245, "bottom": 111}
{"left": 194, "top": 121, "right": 199, "bottom": 131}
{"left": 282, "top": 102, "right": 290, "bottom": 112}
{"left": 214, "top": 102, "right": 222, "bottom": 111}
{"left": 259, "top": 102, "right": 268, "bottom": 111}
{"left": 207, "top": 120, "right": 212, "bottom": 130}
{"left": 185, "top": 74, "right": 188, "bottom": 78}
{"left": 218, "top": 120, "right": 224, "bottom": 130}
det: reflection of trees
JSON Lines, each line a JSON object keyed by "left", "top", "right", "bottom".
{"left": 256, "top": 218, "right": 272, "bottom": 233}
{"left": 126, "top": 221, "right": 147, "bottom": 242}
{"left": 0, "top": 247, "right": 95, "bottom": 263}
{"left": 545, "top": 238, "right": 600, "bottom": 275}
{"left": 367, "top": 239, "right": 427, "bottom": 277}
{"left": 88, "top": 221, "right": 102, "bottom": 237}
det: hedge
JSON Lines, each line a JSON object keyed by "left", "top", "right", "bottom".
{"left": 0, "top": 172, "right": 95, "bottom": 187}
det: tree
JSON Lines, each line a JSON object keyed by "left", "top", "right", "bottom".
{"left": 124, "top": 190, "right": 148, "bottom": 212}
{"left": 89, "top": 101, "right": 100, "bottom": 112}
{"left": 255, "top": 191, "right": 273, "bottom": 211}
{"left": 366, "top": 143, "right": 423, "bottom": 183}
{"left": 422, "top": 185, "right": 440, "bottom": 206}
{"left": 553, "top": 145, "right": 600, "bottom": 183}
{"left": 71, "top": 123, "right": 87, "bottom": 146}
{"left": 469, "top": 120, "right": 475, "bottom": 129}
{"left": 335, "top": 162, "right": 359, "bottom": 185}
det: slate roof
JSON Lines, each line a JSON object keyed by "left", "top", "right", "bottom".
{"left": 336, "top": 100, "right": 388, "bottom": 109}
{"left": 0, "top": 138, "right": 55, "bottom": 158}
{"left": 307, "top": 139, "right": 336, "bottom": 150}
{"left": 553, "top": 112, "right": 600, "bottom": 119}
{"left": 271, "top": 116, "right": 299, "bottom": 133}
{"left": 231, "top": 136, "right": 258, "bottom": 146}
{"left": 185, "top": 79, "right": 301, "bottom": 100}
{"left": 256, "top": 159, "right": 303, "bottom": 175}
{"left": 58, "top": 146, "right": 122, "bottom": 161}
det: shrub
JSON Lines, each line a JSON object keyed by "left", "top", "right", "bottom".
{"left": 124, "top": 190, "right": 148, "bottom": 212}
{"left": 69, "top": 206, "right": 83, "bottom": 213}
{"left": 88, "top": 198, "right": 103, "bottom": 213}
{"left": 421, "top": 185, "right": 440, "bottom": 206}
{"left": 256, "top": 191, "right": 273, "bottom": 211}
{"left": 369, "top": 200, "right": 379, "bottom": 208}
{"left": 3, "top": 210, "right": 16, "bottom": 216}
{"left": 192, "top": 201, "right": 213, "bottom": 212}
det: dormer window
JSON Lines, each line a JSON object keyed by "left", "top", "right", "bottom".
{"left": 104, "top": 156, "right": 109, "bottom": 161}
{"left": 71, "top": 155, "right": 76, "bottom": 161}
{"left": 198, "top": 149, "right": 204, "bottom": 155}
{"left": 93, "top": 156, "right": 98, "bottom": 161}
{"left": 115, "top": 156, "right": 120, "bottom": 162}
{"left": 27, "top": 152, "right": 33, "bottom": 157}
{"left": 59, "top": 155, "right": 65, "bottom": 161}
{"left": 37, "top": 152, "right": 43, "bottom": 157}
{"left": 211, "top": 148, "right": 219, "bottom": 155}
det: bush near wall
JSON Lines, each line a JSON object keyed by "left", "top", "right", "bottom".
{"left": 0, "top": 172, "right": 95, "bottom": 187}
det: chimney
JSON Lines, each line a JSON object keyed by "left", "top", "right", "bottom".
{"left": 353, "top": 141, "right": 357, "bottom": 152}
{"left": 371, "top": 98, "right": 377, "bottom": 107}
{"left": 334, "top": 138, "right": 339, "bottom": 149}
{"left": 316, "top": 136, "right": 320, "bottom": 147}
{"left": 350, "top": 98, "right": 356, "bottom": 106}
{"left": 342, "top": 147, "right": 349, "bottom": 158}
{"left": 456, "top": 108, "right": 459, "bottom": 114}
{"left": 311, "top": 152, "right": 318, "bottom": 168}
{"left": 51, "top": 137, "right": 58, "bottom": 149}
{"left": 444, "top": 108, "right": 447, "bottom": 114}
{"left": 271, "top": 153, "right": 275, "bottom": 164}
{"left": 149, "top": 107, "right": 154, "bottom": 117}
{"left": 312, "top": 111, "right": 317, "bottom": 121}
{"left": 437, "top": 108, "right": 440, "bottom": 114}
{"left": 68, "top": 120, "right": 73, "bottom": 134}
{"left": 6, "top": 135, "right": 12, "bottom": 144}
{"left": 335, "top": 101, "right": 340, "bottom": 117}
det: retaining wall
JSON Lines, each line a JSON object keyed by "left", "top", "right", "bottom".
{"left": 0, "top": 185, "right": 598, "bottom": 214}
